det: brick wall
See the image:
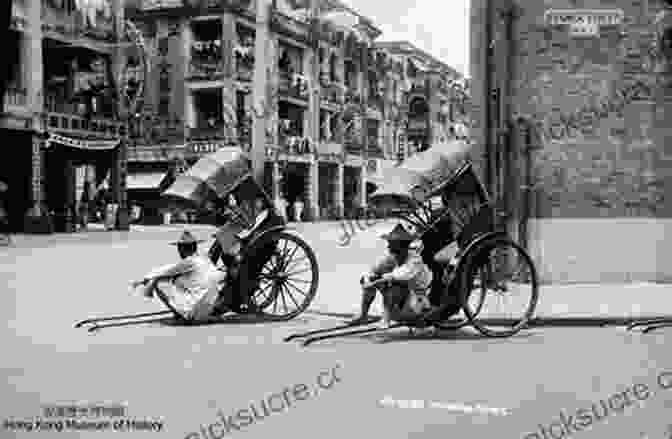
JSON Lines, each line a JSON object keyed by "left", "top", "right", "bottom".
{"left": 472, "top": 0, "right": 672, "bottom": 219}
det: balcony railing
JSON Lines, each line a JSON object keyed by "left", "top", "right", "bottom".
{"left": 367, "top": 143, "right": 384, "bottom": 158}
{"left": 344, "top": 137, "right": 363, "bottom": 154}
{"left": 278, "top": 135, "right": 313, "bottom": 155}
{"left": 4, "top": 86, "right": 27, "bottom": 109}
{"left": 188, "top": 57, "right": 225, "bottom": 79}
{"left": 186, "top": 125, "right": 228, "bottom": 141}
{"left": 44, "top": 112, "right": 124, "bottom": 137}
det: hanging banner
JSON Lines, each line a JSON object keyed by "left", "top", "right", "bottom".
{"left": 44, "top": 133, "right": 120, "bottom": 150}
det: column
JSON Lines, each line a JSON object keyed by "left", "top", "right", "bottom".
{"left": 307, "top": 160, "right": 319, "bottom": 220}
{"left": 185, "top": 90, "right": 195, "bottom": 130}
{"left": 358, "top": 164, "right": 367, "bottom": 209}
{"left": 30, "top": 136, "right": 43, "bottom": 215}
{"left": 334, "top": 163, "right": 344, "bottom": 218}
{"left": 222, "top": 12, "right": 237, "bottom": 143}
{"left": 109, "top": 0, "right": 130, "bottom": 230}
{"left": 26, "top": 0, "right": 43, "bottom": 219}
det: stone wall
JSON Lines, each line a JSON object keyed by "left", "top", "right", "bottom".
{"left": 472, "top": 0, "right": 672, "bottom": 219}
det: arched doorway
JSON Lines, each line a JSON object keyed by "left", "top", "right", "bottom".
{"left": 408, "top": 96, "right": 429, "bottom": 152}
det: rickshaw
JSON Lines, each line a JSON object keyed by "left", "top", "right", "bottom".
{"left": 76, "top": 146, "right": 319, "bottom": 332}
{"left": 286, "top": 140, "right": 539, "bottom": 346}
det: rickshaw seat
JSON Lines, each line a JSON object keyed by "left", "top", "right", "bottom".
{"left": 434, "top": 242, "right": 459, "bottom": 265}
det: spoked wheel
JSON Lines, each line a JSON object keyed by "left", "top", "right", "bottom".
{"left": 240, "top": 231, "right": 319, "bottom": 321}
{"left": 460, "top": 236, "right": 538, "bottom": 337}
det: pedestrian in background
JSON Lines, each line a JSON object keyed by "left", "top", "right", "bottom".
{"left": 0, "top": 181, "right": 11, "bottom": 245}
{"left": 79, "top": 181, "right": 91, "bottom": 230}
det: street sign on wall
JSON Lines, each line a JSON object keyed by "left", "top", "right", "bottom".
{"left": 544, "top": 9, "right": 624, "bottom": 37}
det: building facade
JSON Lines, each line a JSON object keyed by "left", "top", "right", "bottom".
{"left": 471, "top": 0, "right": 672, "bottom": 282}
{"left": 126, "top": 0, "right": 468, "bottom": 221}
{"left": 1, "top": 0, "right": 129, "bottom": 233}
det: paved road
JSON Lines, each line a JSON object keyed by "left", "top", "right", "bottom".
{"left": 1, "top": 224, "right": 671, "bottom": 439}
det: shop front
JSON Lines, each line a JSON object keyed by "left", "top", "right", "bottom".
{"left": 43, "top": 133, "right": 120, "bottom": 232}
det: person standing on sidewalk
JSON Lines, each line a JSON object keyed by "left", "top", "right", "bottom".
{"left": 0, "top": 181, "right": 11, "bottom": 245}
{"left": 78, "top": 181, "right": 91, "bottom": 230}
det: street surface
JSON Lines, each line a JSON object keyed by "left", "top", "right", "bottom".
{"left": 1, "top": 222, "right": 671, "bottom": 439}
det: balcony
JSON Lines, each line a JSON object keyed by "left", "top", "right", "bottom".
{"left": 278, "top": 135, "right": 313, "bottom": 155}
{"left": 141, "top": 0, "right": 183, "bottom": 10}
{"left": 3, "top": 86, "right": 27, "bottom": 109}
{"left": 44, "top": 112, "right": 123, "bottom": 138}
{"left": 43, "top": 94, "right": 122, "bottom": 137}
{"left": 344, "top": 137, "right": 363, "bottom": 155}
{"left": 186, "top": 125, "right": 228, "bottom": 141}
{"left": 234, "top": 43, "right": 254, "bottom": 81}
{"left": 188, "top": 58, "right": 225, "bottom": 80}
{"left": 367, "top": 140, "right": 384, "bottom": 158}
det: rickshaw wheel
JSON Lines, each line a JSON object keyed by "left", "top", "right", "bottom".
{"left": 459, "top": 236, "right": 538, "bottom": 337}
{"left": 239, "top": 231, "right": 319, "bottom": 321}
{"left": 433, "top": 270, "right": 486, "bottom": 330}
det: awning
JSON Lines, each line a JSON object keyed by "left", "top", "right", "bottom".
{"left": 44, "top": 133, "right": 120, "bottom": 150}
{"left": 126, "top": 172, "right": 168, "bottom": 190}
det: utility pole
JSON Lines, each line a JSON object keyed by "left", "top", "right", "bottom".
{"left": 250, "top": 0, "right": 272, "bottom": 185}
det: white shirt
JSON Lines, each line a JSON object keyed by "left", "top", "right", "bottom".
{"left": 145, "top": 255, "right": 226, "bottom": 319}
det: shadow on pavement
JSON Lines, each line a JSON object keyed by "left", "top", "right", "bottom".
{"left": 369, "top": 328, "right": 539, "bottom": 344}
{"left": 80, "top": 313, "right": 314, "bottom": 333}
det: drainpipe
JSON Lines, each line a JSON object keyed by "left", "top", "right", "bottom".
{"left": 483, "top": 0, "right": 494, "bottom": 207}
{"left": 501, "top": 3, "right": 514, "bottom": 236}
{"left": 520, "top": 118, "right": 532, "bottom": 252}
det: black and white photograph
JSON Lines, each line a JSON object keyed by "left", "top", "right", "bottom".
{"left": 1, "top": 0, "right": 672, "bottom": 438}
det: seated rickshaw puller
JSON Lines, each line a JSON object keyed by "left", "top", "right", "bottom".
{"left": 131, "top": 231, "right": 229, "bottom": 322}
{"left": 351, "top": 224, "right": 433, "bottom": 326}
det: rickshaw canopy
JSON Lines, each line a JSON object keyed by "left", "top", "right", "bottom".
{"left": 161, "top": 146, "right": 254, "bottom": 208}
{"left": 369, "top": 139, "right": 473, "bottom": 209}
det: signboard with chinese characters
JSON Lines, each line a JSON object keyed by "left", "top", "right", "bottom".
{"left": 544, "top": 9, "right": 624, "bottom": 37}
{"left": 187, "top": 141, "right": 224, "bottom": 156}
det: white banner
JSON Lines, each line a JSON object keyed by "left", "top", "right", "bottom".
{"left": 44, "top": 134, "right": 120, "bottom": 150}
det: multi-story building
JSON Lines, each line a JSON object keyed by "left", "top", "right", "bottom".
{"left": 1, "top": 0, "right": 128, "bottom": 233}
{"left": 471, "top": 0, "right": 672, "bottom": 282}
{"left": 126, "top": 0, "right": 468, "bottom": 221}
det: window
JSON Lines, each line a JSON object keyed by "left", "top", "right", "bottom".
{"left": 367, "top": 119, "right": 379, "bottom": 147}
{"left": 278, "top": 43, "right": 303, "bottom": 76}
{"left": 278, "top": 101, "right": 304, "bottom": 137}
{"left": 159, "top": 64, "right": 171, "bottom": 92}
{"left": 193, "top": 88, "right": 224, "bottom": 129}
{"left": 345, "top": 60, "right": 357, "bottom": 88}
{"left": 330, "top": 53, "right": 338, "bottom": 82}
{"left": 159, "top": 96, "right": 170, "bottom": 116}
{"left": 158, "top": 37, "right": 169, "bottom": 57}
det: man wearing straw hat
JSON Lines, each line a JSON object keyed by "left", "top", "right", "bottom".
{"left": 350, "top": 223, "right": 433, "bottom": 327}
{"left": 131, "top": 230, "right": 230, "bottom": 322}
